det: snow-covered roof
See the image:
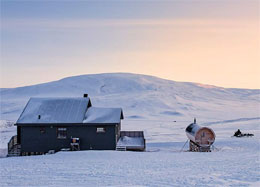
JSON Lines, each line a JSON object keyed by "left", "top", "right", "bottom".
{"left": 117, "top": 136, "right": 144, "bottom": 147}
{"left": 83, "top": 107, "right": 123, "bottom": 124}
{"left": 17, "top": 97, "right": 91, "bottom": 124}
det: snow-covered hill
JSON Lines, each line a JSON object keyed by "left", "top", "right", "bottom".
{"left": 1, "top": 73, "right": 259, "bottom": 121}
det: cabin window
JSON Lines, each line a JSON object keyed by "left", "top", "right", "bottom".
{"left": 40, "top": 127, "right": 45, "bottom": 134}
{"left": 96, "top": 127, "right": 105, "bottom": 133}
{"left": 57, "top": 127, "right": 67, "bottom": 139}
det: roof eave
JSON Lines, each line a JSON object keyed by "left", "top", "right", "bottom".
{"left": 15, "top": 122, "right": 121, "bottom": 126}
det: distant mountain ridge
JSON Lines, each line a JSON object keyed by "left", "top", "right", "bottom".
{"left": 1, "top": 73, "right": 259, "bottom": 121}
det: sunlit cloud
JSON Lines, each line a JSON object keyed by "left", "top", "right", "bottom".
{"left": 2, "top": 18, "right": 258, "bottom": 31}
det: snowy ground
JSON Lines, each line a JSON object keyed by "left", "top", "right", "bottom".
{"left": 0, "top": 73, "right": 259, "bottom": 186}
{"left": 0, "top": 118, "right": 259, "bottom": 186}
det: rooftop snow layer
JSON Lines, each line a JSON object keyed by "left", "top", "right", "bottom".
{"left": 83, "top": 107, "right": 123, "bottom": 124}
{"left": 17, "top": 97, "right": 91, "bottom": 124}
{"left": 117, "top": 136, "right": 144, "bottom": 147}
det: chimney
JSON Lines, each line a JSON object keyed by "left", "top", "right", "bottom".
{"left": 83, "top": 94, "right": 88, "bottom": 98}
{"left": 194, "top": 118, "right": 196, "bottom": 124}
{"left": 38, "top": 115, "right": 41, "bottom": 119}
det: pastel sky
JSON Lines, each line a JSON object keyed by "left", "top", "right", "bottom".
{"left": 1, "top": 0, "right": 259, "bottom": 89}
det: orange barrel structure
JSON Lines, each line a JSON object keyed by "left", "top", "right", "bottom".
{"left": 185, "top": 119, "right": 215, "bottom": 152}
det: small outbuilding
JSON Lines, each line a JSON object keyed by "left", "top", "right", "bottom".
{"left": 116, "top": 131, "right": 146, "bottom": 151}
{"left": 185, "top": 119, "right": 215, "bottom": 152}
{"left": 8, "top": 95, "right": 124, "bottom": 156}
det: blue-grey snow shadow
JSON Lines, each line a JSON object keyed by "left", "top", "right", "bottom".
{"left": 126, "top": 115, "right": 144, "bottom": 119}
{"left": 146, "top": 142, "right": 188, "bottom": 152}
{"left": 160, "top": 111, "right": 183, "bottom": 116}
{"left": 0, "top": 149, "right": 7, "bottom": 158}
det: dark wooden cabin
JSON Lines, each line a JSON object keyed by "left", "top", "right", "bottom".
{"left": 8, "top": 95, "right": 124, "bottom": 156}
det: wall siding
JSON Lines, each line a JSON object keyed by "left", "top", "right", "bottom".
{"left": 20, "top": 124, "right": 119, "bottom": 153}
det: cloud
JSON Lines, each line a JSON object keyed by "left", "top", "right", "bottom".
{"left": 1, "top": 18, "right": 257, "bottom": 31}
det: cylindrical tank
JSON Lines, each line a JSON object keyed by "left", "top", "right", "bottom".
{"left": 185, "top": 121, "right": 215, "bottom": 146}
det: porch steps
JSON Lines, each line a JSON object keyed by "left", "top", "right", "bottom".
{"left": 116, "top": 146, "right": 127, "bottom": 151}
{"left": 7, "top": 135, "right": 21, "bottom": 157}
{"left": 7, "top": 144, "right": 21, "bottom": 157}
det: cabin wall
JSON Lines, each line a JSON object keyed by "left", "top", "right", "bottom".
{"left": 20, "top": 124, "right": 119, "bottom": 153}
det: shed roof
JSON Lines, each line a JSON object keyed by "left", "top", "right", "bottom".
{"left": 83, "top": 107, "right": 124, "bottom": 124}
{"left": 117, "top": 136, "right": 144, "bottom": 147}
{"left": 17, "top": 97, "right": 92, "bottom": 124}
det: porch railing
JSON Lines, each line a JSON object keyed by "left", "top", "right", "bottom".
{"left": 8, "top": 135, "right": 18, "bottom": 152}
